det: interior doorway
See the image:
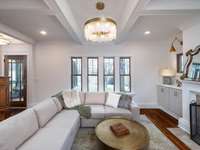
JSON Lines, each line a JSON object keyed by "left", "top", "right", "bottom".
{"left": 4, "top": 55, "right": 27, "bottom": 107}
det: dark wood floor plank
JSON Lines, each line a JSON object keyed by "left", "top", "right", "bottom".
{"left": 141, "top": 109, "right": 191, "bottom": 150}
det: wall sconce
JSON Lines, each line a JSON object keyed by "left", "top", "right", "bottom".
{"left": 170, "top": 37, "right": 183, "bottom": 53}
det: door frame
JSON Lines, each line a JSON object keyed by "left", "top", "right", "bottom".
{"left": 4, "top": 55, "right": 27, "bottom": 107}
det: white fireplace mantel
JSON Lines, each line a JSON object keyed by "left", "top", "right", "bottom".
{"left": 178, "top": 80, "right": 200, "bottom": 134}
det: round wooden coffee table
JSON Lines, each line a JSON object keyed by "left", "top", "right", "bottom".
{"left": 95, "top": 118, "right": 149, "bottom": 150}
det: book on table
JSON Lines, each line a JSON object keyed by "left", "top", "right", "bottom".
{"left": 110, "top": 123, "right": 130, "bottom": 137}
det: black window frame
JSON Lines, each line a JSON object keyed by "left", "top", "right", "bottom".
{"left": 119, "top": 57, "right": 131, "bottom": 92}
{"left": 71, "top": 57, "right": 82, "bottom": 91}
{"left": 87, "top": 57, "right": 99, "bottom": 92}
{"left": 103, "top": 57, "right": 115, "bottom": 92}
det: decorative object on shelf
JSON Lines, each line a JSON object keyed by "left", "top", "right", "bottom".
{"left": 84, "top": 1, "right": 117, "bottom": 42}
{"left": 181, "top": 45, "right": 200, "bottom": 81}
{"left": 176, "top": 79, "right": 182, "bottom": 87}
{"left": 160, "top": 68, "right": 176, "bottom": 85}
{"left": 170, "top": 35, "right": 183, "bottom": 53}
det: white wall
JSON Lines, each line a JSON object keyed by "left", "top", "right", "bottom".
{"left": 0, "top": 43, "right": 35, "bottom": 106}
{"left": 33, "top": 40, "right": 171, "bottom": 107}
{"left": 183, "top": 23, "right": 200, "bottom": 53}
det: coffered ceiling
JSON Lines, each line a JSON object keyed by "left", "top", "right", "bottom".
{"left": 0, "top": 0, "right": 199, "bottom": 44}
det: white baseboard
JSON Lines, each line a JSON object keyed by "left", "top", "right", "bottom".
{"left": 136, "top": 103, "right": 160, "bottom": 108}
{"left": 178, "top": 117, "right": 190, "bottom": 134}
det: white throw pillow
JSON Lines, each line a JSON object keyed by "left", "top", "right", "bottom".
{"left": 105, "top": 93, "right": 121, "bottom": 108}
{"left": 85, "top": 92, "right": 106, "bottom": 105}
{"left": 62, "top": 90, "right": 81, "bottom": 108}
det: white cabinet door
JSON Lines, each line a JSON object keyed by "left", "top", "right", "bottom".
{"left": 177, "top": 90, "right": 182, "bottom": 116}
{"left": 169, "top": 88, "right": 179, "bottom": 114}
{"left": 157, "top": 86, "right": 169, "bottom": 110}
{"left": 169, "top": 88, "right": 182, "bottom": 117}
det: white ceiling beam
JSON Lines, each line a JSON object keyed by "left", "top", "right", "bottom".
{"left": 0, "top": 0, "right": 48, "bottom": 10}
{"left": 43, "top": 0, "right": 83, "bottom": 44}
{"left": 117, "top": 0, "right": 152, "bottom": 43}
{"left": 0, "top": 0, "right": 54, "bottom": 16}
{"left": 0, "top": 23, "right": 34, "bottom": 44}
{"left": 0, "top": 9, "right": 55, "bottom": 16}
{"left": 139, "top": 9, "right": 200, "bottom": 16}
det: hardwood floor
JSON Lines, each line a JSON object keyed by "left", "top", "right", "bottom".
{"left": 141, "top": 109, "right": 191, "bottom": 150}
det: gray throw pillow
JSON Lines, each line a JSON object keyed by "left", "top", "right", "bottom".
{"left": 52, "top": 91, "right": 66, "bottom": 108}
{"left": 118, "top": 94, "right": 132, "bottom": 109}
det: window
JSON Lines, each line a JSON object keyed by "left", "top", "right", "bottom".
{"left": 71, "top": 57, "right": 82, "bottom": 91}
{"left": 120, "top": 57, "right": 131, "bottom": 92}
{"left": 177, "top": 53, "right": 184, "bottom": 73}
{"left": 87, "top": 57, "right": 99, "bottom": 92}
{"left": 104, "top": 57, "right": 115, "bottom": 92}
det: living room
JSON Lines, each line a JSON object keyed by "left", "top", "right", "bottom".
{"left": 0, "top": 0, "right": 200, "bottom": 150}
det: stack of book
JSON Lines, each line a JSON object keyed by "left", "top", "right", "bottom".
{"left": 110, "top": 123, "right": 130, "bottom": 137}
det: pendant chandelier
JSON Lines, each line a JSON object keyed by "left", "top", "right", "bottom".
{"left": 84, "top": 1, "right": 117, "bottom": 42}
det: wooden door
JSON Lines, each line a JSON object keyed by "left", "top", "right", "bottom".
{"left": 0, "top": 77, "right": 9, "bottom": 108}
{"left": 4, "top": 55, "right": 27, "bottom": 107}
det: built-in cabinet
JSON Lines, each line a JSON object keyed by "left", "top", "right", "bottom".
{"left": 157, "top": 85, "right": 182, "bottom": 118}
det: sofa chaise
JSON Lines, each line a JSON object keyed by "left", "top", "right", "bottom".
{"left": 0, "top": 91, "right": 139, "bottom": 150}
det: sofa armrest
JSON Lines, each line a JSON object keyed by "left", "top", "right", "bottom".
{"left": 130, "top": 102, "right": 140, "bottom": 122}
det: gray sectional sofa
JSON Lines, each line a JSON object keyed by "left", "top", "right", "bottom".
{"left": 0, "top": 92, "right": 139, "bottom": 150}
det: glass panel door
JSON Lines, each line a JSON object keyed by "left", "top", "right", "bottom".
{"left": 4, "top": 55, "right": 27, "bottom": 107}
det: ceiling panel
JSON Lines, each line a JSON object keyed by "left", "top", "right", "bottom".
{"left": 128, "top": 15, "right": 200, "bottom": 41}
{"left": 147, "top": 0, "right": 200, "bottom": 10}
{"left": 67, "top": 0, "right": 128, "bottom": 29}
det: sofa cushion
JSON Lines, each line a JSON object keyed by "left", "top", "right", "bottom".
{"left": 118, "top": 94, "right": 132, "bottom": 109}
{"left": 62, "top": 90, "right": 81, "bottom": 108}
{"left": 0, "top": 109, "right": 39, "bottom": 150}
{"left": 105, "top": 93, "right": 121, "bottom": 108}
{"left": 79, "top": 92, "right": 85, "bottom": 104}
{"left": 18, "top": 110, "right": 80, "bottom": 150}
{"left": 44, "top": 110, "right": 80, "bottom": 129}
{"left": 33, "top": 98, "right": 58, "bottom": 127}
{"left": 52, "top": 97, "right": 63, "bottom": 112}
{"left": 52, "top": 91, "right": 66, "bottom": 108}
{"left": 85, "top": 92, "right": 106, "bottom": 105}
{"left": 88, "top": 105, "right": 105, "bottom": 119}
{"left": 104, "top": 106, "right": 132, "bottom": 119}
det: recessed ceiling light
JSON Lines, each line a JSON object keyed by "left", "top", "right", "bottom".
{"left": 40, "top": 30, "right": 47, "bottom": 36}
{"left": 144, "top": 31, "right": 151, "bottom": 35}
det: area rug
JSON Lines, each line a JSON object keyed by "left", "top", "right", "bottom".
{"left": 168, "top": 128, "right": 200, "bottom": 150}
{"left": 72, "top": 115, "right": 178, "bottom": 150}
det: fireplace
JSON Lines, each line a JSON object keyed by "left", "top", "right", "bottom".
{"left": 190, "top": 102, "right": 200, "bottom": 145}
